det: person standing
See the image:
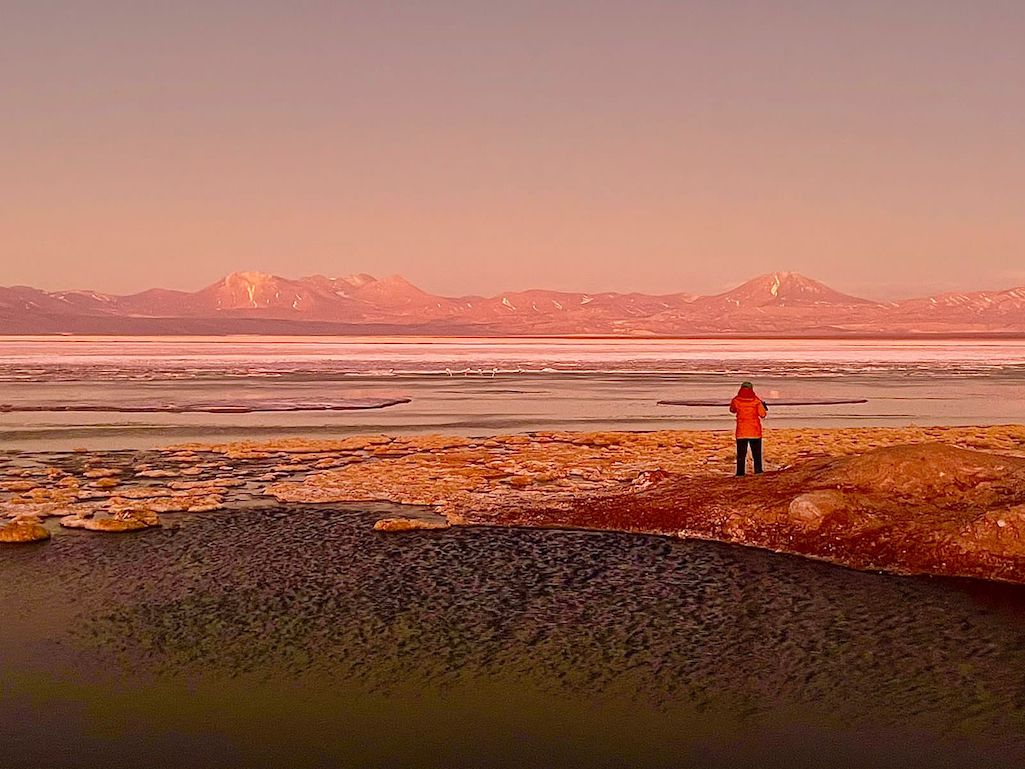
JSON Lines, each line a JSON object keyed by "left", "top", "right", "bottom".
{"left": 729, "top": 381, "right": 768, "bottom": 476}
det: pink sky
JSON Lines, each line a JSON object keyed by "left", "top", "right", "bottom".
{"left": 2, "top": 1, "right": 1024, "bottom": 300}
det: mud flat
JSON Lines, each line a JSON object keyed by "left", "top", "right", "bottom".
{"left": 3, "top": 424, "right": 1025, "bottom": 583}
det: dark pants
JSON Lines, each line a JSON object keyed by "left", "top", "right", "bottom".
{"left": 736, "top": 438, "right": 763, "bottom": 476}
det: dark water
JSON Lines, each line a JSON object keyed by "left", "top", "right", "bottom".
{"left": 3, "top": 507, "right": 1025, "bottom": 768}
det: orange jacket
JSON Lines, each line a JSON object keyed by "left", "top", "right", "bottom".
{"left": 729, "top": 387, "right": 767, "bottom": 439}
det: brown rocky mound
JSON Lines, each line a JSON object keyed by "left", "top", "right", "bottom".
{"left": 476, "top": 444, "right": 1025, "bottom": 583}
{"left": 810, "top": 443, "right": 1024, "bottom": 495}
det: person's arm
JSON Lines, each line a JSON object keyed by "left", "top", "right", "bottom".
{"left": 729, "top": 398, "right": 737, "bottom": 414}
{"left": 758, "top": 401, "right": 768, "bottom": 418}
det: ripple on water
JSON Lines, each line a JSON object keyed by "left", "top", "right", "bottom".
{"left": 3, "top": 507, "right": 1025, "bottom": 768}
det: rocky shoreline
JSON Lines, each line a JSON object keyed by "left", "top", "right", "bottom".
{"left": 3, "top": 425, "right": 1025, "bottom": 583}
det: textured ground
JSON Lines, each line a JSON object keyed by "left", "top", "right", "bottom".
{"left": 3, "top": 424, "right": 1025, "bottom": 582}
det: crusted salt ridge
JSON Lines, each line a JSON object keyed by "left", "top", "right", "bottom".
{"left": 659, "top": 398, "right": 868, "bottom": 406}
{"left": 0, "top": 398, "right": 411, "bottom": 414}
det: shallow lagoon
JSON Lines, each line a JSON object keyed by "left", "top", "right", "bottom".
{"left": 3, "top": 506, "right": 1025, "bottom": 768}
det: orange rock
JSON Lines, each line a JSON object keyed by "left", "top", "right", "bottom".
{"left": 373, "top": 517, "right": 450, "bottom": 532}
{"left": 187, "top": 502, "right": 223, "bottom": 513}
{"left": 60, "top": 509, "right": 159, "bottom": 532}
{"left": 135, "top": 469, "right": 178, "bottom": 479}
{"left": 312, "top": 457, "right": 359, "bottom": 469}
{"left": 787, "top": 491, "right": 846, "bottom": 530}
{"left": 224, "top": 451, "right": 274, "bottom": 460}
{"left": 0, "top": 518, "right": 51, "bottom": 543}
{"left": 83, "top": 468, "right": 120, "bottom": 479}
{"left": 109, "top": 487, "right": 171, "bottom": 499}
{"left": 402, "top": 435, "right": 473, "bottom": 451}
{"left": 503, "top": 476, "right": 534, "bottom": 487}
{"left": 1, "top": 481, "right": 37, "bottom": 493}
{"left": 82, "top": 516, "right": 150, "bottom": 532}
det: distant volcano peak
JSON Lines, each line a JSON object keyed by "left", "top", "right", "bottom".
{"left": 709, "top": 272, "right": 875, "bottom": 308}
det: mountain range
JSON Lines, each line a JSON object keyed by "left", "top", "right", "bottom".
{"left": 2, "top": 271, "right": 1025, "bottom": 336}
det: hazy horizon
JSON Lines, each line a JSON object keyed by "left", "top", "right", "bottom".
{"left": 4, "top": 1, "right": 1025, "bottom": 299}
